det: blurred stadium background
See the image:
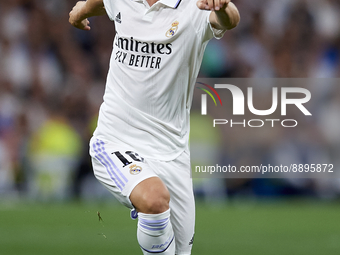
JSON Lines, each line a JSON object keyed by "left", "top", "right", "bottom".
{"left": 1, "top": 0, "right": 340, "bottom": 254}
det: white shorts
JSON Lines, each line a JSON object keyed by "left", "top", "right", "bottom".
{"left": 89, "top": 137, "right": 195, "bottom": 255}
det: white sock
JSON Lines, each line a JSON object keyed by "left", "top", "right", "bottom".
{"left": 137, "top": 209, "right": 175, "bottom": 254}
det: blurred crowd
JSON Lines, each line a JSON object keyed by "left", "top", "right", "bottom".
{"left": 0, "top": 0, "right": 340, "bottom": 202}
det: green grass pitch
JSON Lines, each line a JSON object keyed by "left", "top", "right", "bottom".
{"left": 0, "top": 200, "right": 339, "bottom": 254}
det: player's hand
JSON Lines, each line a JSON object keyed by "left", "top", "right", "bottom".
{"left": 196, "top": 0, "right": 230, "bottom": 11}
{"left": 69, "top": 1, "right": 91, "bottom": 31}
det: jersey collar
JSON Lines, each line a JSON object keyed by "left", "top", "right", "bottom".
{"left": 132, "top": 0, "right": 182, "bottom": 9}
{"left": 160, "top": 0, "right": 182, "bottom": 8}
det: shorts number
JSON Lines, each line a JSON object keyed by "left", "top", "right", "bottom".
{"left": 112, "top": 151, "right": 144, "bottom": 167}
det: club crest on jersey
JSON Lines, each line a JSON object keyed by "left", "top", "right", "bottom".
{"left": 129, "top": 164, "right": 142, "bottom": 175}
{"left": 166, "top": 21, "right": 179, "bottom": 37}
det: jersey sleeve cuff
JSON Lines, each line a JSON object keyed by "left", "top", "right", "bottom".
{"left": 207, "top": 14, "right": 226, "bottom": 40}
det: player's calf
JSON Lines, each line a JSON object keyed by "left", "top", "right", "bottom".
{"left": 131, "top": 177, "right": 175, "bottom": 254}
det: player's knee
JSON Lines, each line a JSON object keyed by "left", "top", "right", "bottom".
{"left": 130, "top": 177, "right": 170, "bottom": 214}
{"left": 142, "top": 190, "right": 170, "bottom": 214}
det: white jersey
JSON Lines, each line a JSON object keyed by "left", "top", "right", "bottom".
{"left": 94, "top": 0, "right": 224, "bottom": 160}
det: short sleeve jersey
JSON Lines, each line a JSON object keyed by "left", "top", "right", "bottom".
{"left": 94, "top": 0, "right": 224, "bottom": 160}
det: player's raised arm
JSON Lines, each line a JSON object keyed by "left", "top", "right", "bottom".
{"left": 196, "top": 0, "right": 240, "bottom": 30}
{"left": 69, "top": 0, "right": 106, "bottom": 30}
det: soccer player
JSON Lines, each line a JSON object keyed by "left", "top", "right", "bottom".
{"left": 69, "top": 0, "right": 239, "bottom": 254}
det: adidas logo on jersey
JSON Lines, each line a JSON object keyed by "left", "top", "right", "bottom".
{"left": 115, "top": 12, "right": 122, "bottom": 23}
{"left": 189, "top": 234, "right": 194, "bottom": 245}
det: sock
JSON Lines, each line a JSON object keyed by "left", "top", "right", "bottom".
{"left": 137, "top": 209, "right": 175, "bottom": 254}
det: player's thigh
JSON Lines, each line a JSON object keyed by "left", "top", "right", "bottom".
{"left": 169, "top": 180, "right": 195, "bottom": 255}
{"left": 89, "top": 137, "right": 157, "bottom": 209}
{"left": 151, "top": 150, "right": 195, "bottom": 254}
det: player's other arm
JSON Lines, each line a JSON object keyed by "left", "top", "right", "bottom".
{"left": 197, "top": 0, "right": 240, "bottom": 30}
{"left": 69, "top": 0, "right": 106, "bottom": 30}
